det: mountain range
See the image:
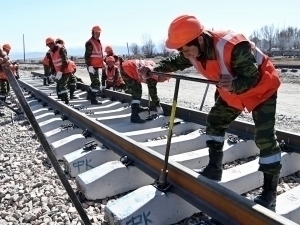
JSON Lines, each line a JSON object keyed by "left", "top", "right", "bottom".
{"left": 10, "top": 45, "right": 162, "bottom": 60}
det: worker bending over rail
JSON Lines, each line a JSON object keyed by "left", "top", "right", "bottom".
{"left": 121, "top": 59, "right": 168, "bottom": 123}
{"left": 139, "top": 15, "right": 282, "bottom": 210}
{"left": 85, "top": 25, "right": 104, "bottom": 104}
{"left": 45, "top": 37, "right": 74, "bottom": 104}
{"left": 101, "top": 56, "right": 126, "bottom": 91}
{"left": 0, "top": 44, "right": 19, "bottom": 104}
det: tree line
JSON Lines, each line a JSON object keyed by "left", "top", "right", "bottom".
{"left": 249, "top": 25, "right": 300, "bottom": 53}
{"left": 129, "top": 26, "right": 300, "bottom": 58}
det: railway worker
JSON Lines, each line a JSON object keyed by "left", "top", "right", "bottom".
{"left": 101, "top": 56, "right": 126, "bottom": 91}
{"left": 121, "top": 59, "right": 167, "bottom": 123}
{"left": 45, "top": 37, "right": 74, "bottom": 104}
{"left": 55, "top": 38, "right": 78, "bottom": 99}
{"left": 139, "top": 15, "right": 282, "bottom": 210}
{"left": 84, "top": 25, "right": 104, "bottom": 104}
{"left": 0, "top": 44, "right": 19, "bottom": 103}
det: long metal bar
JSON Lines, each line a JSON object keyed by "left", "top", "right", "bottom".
{"left": 150, "top": 71, "right": 219, "bottom": 84}
{"left": 3, "top": 69, "right": 92, "bottom": 225}
{"left": 18, "top": 62, "right": 300, "bottom": 69}
{"left": 29, "top": 72, "right": 300, "bottom": 152}
{"left": 18, "top": 79, "right": 297, "bottom": 225}
{"left": 199, "top": 83, "right": 210, "bottom": 111}
{"left": 158, "top": 78, "right": 180, "bottom": 186}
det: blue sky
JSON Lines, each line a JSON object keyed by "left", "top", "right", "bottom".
{"left": 1, "top": 0, "right": 299, "bottom": 53}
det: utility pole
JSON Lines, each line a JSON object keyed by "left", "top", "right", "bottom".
{"left": 23, "top": 34, "right": 26, "bottom": 62}
{"left": 126, "top": 42, "right": 130, "bottom": 56}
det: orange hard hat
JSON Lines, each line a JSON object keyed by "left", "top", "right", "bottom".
{"left": 165, "top": 15, "right": 204, "bottom": 49}
{"left": 106, "top": 56, "right": 115, "bottom": 62}
{"left": 3, "top": 44, "right": 11, "bottom": 51}
{"left": 55, "top": 38, "right": 64, "bottom": 45}
{"left": 45, "top": 37, "right": 55, "bottom": 46}
{"left": 104, "top": 46, "right": 112, "bottom": 52}
{"left": 92, "top": 25, "right": 101, "bottom": 32}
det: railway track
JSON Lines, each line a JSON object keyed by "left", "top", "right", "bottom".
{"left": 7, "top": 70, "right": 300, "bottom": 225}
{"left": 17, "top": 62, "right": 300, "bottom": 70}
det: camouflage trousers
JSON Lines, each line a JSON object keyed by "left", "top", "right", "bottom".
{"left": 67, "top": 73, "right": 77, "bottom": 89}
{"left": 87, "top": 67, "right": 101, "bottom": 93}
{"left": 43, "top": 65, "right": 51, "bottom": 78}
{"left": 56, "top": 73, "right": 70, "bottom": 101}
{"left": 0, "top": 79, "right": 8, "bottom": 98}
{"left": 206, "top": 92, "right": 281, "bottom": 175}
{"left": 122, "top": 74, "right": 160, "bottom": 107}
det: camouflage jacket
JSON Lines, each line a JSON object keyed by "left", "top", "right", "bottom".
{"left": 101, "top": 66, "right": 121, "bottom": 86}
{"left": 46, "top": 46, "right": 69, "bottom": 74}
{"left": 85, "top": 37, "right": 101, "bottom": 66}
{"left": 154, "top": 31, "right": 261, "bottom": 94}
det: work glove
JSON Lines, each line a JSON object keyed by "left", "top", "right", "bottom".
{"left": 56, "top": 71, "right": 62, "bottom": 80}
{"left": 88, "top": 66, "right": 95, "bottom": 74}
{"left": 100, "top": 86, "right": 106, "bottom": 91}
{"left": 218, "top": 74, "right": 233, "bottom": 92}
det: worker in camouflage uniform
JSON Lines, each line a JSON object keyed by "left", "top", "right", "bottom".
{"left": 0, "top": 44, "right": 19, "bottom": 104}
{"left": 84, "top": 25, "right": 104, "bottom": 104}
{"left": 55, "top": 38, "right": 77, "bottom": 99}
{"left": 139, "top": 15, "right": 282, "bottom": 210}
{"left": 46, "top": 37, "right": 73, "bottom": 104}
{"left": 121, "top": 59, "right": 167, "bottom": 123}
{"left": 101, "top": 56, "right": 126, "bottom": 91}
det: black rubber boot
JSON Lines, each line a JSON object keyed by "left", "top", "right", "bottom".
{"left": 137, "top": 105, "right": 149, "bottom": 113}
{"left": 254, "top": 173, "right": 279, "bottom": 210}
{"left": 130, "top": 103, "right": 146, "bottom": 123}
{"left": 43, "top": 78, "right": 48, "bottom": 86}
{"left": 61, "top": 93, "right": 69, "bottom": 105}
{"left": 90, "top": 92, "right": 101, "bottom": 105}
{"left": 69, "top": 87, "right": 78, "bottom": 99}
{"left": 195, "top": 140, "right": 223, "bottom": 181}
{"left": 86, "top": 89, "right": 92, "bottom": 100}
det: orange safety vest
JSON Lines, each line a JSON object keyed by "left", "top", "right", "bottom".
{"left": 105, "top": 65, "right": 125, "bottom": 86}
{"left": 42, "top": 55, "right": 49, "bottom": 66}
{"left": 188, "top": 31, "right": 280, "bottom": 112}
{"left": 0, "top": 66, "right": 6, "bottom": 80}
{"left": 69, "top": 60, "right": 76, "bottom": 73}
{"left": 88, "top": 38, "right": 104, "bottom": 68}
{"left": 122, "top": 59, "right": 159, "bottom": 83}
{"left": 0, "top": 64, "right": 18, "bottom": 80}
{"left": 49, "top": 46, "right": 73, "bottom": 74}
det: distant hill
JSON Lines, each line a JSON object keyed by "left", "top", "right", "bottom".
{"left": 9, "top": 45, "right": 163, "bottom": 61}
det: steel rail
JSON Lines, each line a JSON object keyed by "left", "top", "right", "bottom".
{"left": 29, "top": 72, "right": 300, "bottom": 153}
{"left": 18, "top": 79, "right": 297, "bottom": 225}
{"left": 18, "top": 62, "right": 300, "bottom": 69}
{"left": 3, "top": 68, "right": 92, "bottom": 225}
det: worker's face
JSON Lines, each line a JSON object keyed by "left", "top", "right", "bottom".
{"left": 93, "top": 31, "right": 100, "bottom": 39}
{"left": 106, "top": 51, "right": 113, "bottom": 56}
{"left": 180, "top": 45, "right": 199, "bottom": 58}
{"left": 4, "top": 49, "right": 10, "bottom": 54}
{"left": 107, "top": 61, "right": 114, "bottom": 67}
{"left": 47, "top": 42, "right": 56, "bottom": 50}
{"left": 180, "top": 36, "right": 204, "bottom": 58}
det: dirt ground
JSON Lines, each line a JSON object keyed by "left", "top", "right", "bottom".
{"left": 21, "top": 60, "right": 300, "bottom": 134}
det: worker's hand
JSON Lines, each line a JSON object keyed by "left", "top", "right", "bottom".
{"left": 100, "top": 86, "right": 106, "bottom": 91}
{"left": 218, "top": 74, "right": 233, "bottom": 92}
{"left": 56, "top": 71, "right": 62, "bottom": 80}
